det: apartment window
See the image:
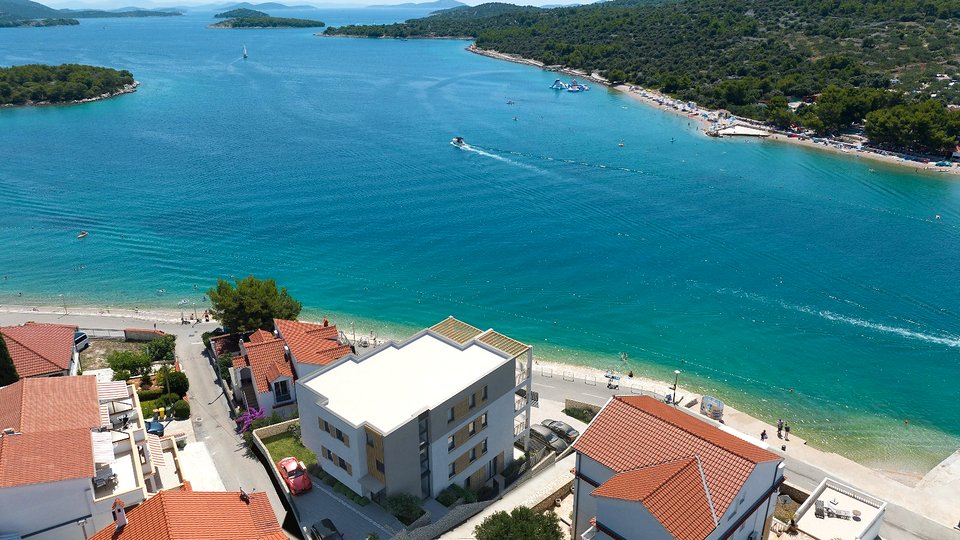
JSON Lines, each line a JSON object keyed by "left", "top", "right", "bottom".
{"left": 447, "top": 407, "right": 455, "bottom": 423}
{"left": 469, "top": 394, "right": 476, "bottom": 409}
{"left": 367, "top": 433, "right": 375, "bottom": 447}
{"left": 468, "top": 421, "right": 476, "bottom": 436}
{"left": 447, "top": 436, "right": 455, "bottom": 451}
{"left": 323, "top": 447, "right": 332, "bottom": 461}
{"left": 336, "top": 428, "right": 344, "bottom": 442}
{"left": 338, "top": 457, "right": 347, "bottom": 471}
{"left": 481, "top": 438, "right": 488, "bottom": 455}
{"left": 465, "top": 476, "right": 471, "bottom": 489}
{"left": 480, "top": 413, "right": 488, "bottom": 428}
{"left": 448, "top": 462, "right": 456, "bottom": 479}
{"left": 482, "top": 385, "right": 488, "bottom": 400}
{"left": 273, "top": 380, "right": 290, "bottom": 402}
{"left": 469, "top": 447, "right": 477, "bottom": 462}
{"left": 323, "top": 420, "right": 329, "bottom": 432}
{"left": 319, "top": 419, "right": 327, "bottom": 432}
{"left": 376, "top": 460, "right": 385, "bottom": 474}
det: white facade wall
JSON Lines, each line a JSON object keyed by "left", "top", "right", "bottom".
{"left": 706, "top": 461, "right": 782, "bottom": 540}
{"left": 301, "top": 401, "right": 366, "bottom": 495}
{"left": 573, "top": 453, "right": 616, "bottom": 538}
{"left": 0, "top": 479, "right": 94, "bottom": 540}
{"left": 595, "top": 497, "right": 674, "bottom": 540}
{"left": 429, "top": 389, "right": 515, "bottom": 496}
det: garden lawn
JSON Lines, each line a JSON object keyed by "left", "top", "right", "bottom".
{"left": 262, "top": 431, "right": 317, "bottom": 468}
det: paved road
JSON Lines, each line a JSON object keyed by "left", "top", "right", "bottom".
{"left": 529, "top": 369, "right": 960, "bottom": 540}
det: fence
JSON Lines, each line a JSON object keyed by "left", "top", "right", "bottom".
{"left": 250, "top": 419, "right": 301, "bottom": 524}
{"left": 81, "top": 327, "right": 126, "bottom": 339}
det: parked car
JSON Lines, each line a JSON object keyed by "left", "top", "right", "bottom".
{"left": 309, "top": 518, "right": 343, "bottom": 540}
{"left": 277, "top": 457, "right": 312, "bottom": 495}
{"left": 541, "top": 419, "right": 580, "bottom": 444}
{"left": 145, "top": 420, "right": 164, "bottom": 437}
{"left": 529, "top": 424, "right": 568, "bottom": 454}
{"left": 74, "top": 331, "right": 90, "bottom": 352}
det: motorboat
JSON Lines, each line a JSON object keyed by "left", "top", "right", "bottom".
{"left": 451, "top": 136, "right": 466, "bottom": 147}
{"left": 77, "top": 231, "right": 88, "bottom": 239}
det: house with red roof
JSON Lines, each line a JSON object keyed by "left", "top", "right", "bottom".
{"left": 572, "top": 396, "right": 784, "bottom": 540}
{"left": 0, "top": 377, "right": 184, "bottom": 540}
{"left": 88, "top": 487, "right": 285, "bottom": 540}
{"left": 0, "top": 322, "right": 80, "bottom": 379}
{"left": 215, "top": 319, "right": 353, "bottom": 417}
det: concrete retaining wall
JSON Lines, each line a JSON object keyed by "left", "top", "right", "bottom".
{"left": 396, "top": 500, "right": 495, "bottom": 540}
{"left": 564, "top": 398, "right": 603, "bottom": 414}
{"left": 124, "top": 328, "right": 167, "bottom": 342}
{"left": 251, "top": 419, "right": 302, "bottom": 524}
{"left": 780, "top": 482, "right": 810, "bottom": 504}
{"left": 531, "top": 479, "right": 574, "bottom": 514}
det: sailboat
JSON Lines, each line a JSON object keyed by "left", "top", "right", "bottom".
{"left": 242, "top": 45, "right": 248, "bottom": 59}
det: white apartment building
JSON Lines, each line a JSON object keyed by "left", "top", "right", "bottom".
{"left": 297, "top": 317, "right": 533, "bottom": 502}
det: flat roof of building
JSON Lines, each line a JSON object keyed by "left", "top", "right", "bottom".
{"left": 302, "top": 331, "right": 512, "bottom": 434}
{"left": 795, "top": 478, "right": 885, "bottom": 540}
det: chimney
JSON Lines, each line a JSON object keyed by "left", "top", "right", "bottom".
{"left": 111, "top": 499, "right": 127, "bottom": 530}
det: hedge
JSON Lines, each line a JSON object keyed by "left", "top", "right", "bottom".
{"left": 172, "top": 399, "right": 190, "bottom": 419}
{"left": 137, "top": 388, "right": 164, "bottom": 402}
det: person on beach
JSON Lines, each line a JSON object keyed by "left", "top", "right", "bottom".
{"left": 760, "top": 430, "right": 768, "bottom": 442}
{"left": 784, "top": 423, "right": 791, "bottom": 441}
{"left": 777, "top": 419, "right": 783, "bottom": 439}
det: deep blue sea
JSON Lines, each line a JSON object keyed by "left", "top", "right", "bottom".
{"left": 2, "top": 10, "right": 959, "bottom": 472}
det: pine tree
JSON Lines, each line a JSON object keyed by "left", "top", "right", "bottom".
{"left": 0, "top": 334, "right": 19, "bottom": 387}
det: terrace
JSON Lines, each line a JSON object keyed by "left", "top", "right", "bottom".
{"left": 794, "top": 478, "right": 886, "bottom": 540}
{"left": 92, "top": 431, "right": 144, "bottom": 503}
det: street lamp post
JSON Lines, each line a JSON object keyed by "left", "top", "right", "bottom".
{"left": 59, "top": 294, "right": 67, "bottom": 315}
{"left": 673, "top": 370, "right": 681, "bottom": 407}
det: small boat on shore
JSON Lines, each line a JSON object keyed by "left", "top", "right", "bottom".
{"left": 77, "top": 231, "right": 88, "bottom": 239}
{"left": 451, "top": 136, "right": 466, "bottom": 147}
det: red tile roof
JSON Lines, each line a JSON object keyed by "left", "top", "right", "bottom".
{"left": 235, "top": 338, "right": 293, "bottom": 394}
{"left": 208, "top": 333, "right": 241, "bottom": 357}
{"left": 89, "top": 490, "right": 286, "bottom": 540}
{"left": 574, "top": 396, "right": 780, "bottom": 530}
{"left": 248, "top": 329, "right": 274, "bottom": 343}
{"left": 0, "top": 376, "right": 100, "bottom": 433}
{"left": 274, "top": 319, "right": 351, "bottom": 367}
{"left": 593, "top": 458, "right": 717, "bottom": 540}
{"left": 0, "top": 377, "right": 101, "bottom": 488}
{"left": 0, "top": 322, "right": 77, "bottom": 378}
{"left": 0, "top": 428, "right": 95, "bottom": 488}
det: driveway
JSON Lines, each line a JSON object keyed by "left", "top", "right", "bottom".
{"left": 294, "top": 476, "right": 404, "bottom": 540}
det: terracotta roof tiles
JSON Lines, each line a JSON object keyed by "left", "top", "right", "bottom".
{"left": 0, "top": 376, "right": 100, "bottom": 433}
{"left": 574, "top": 396, "right": 780, "bottom": 521}
{"left": 0, "top": 428, "right": 94, "bottom": 488}
{"left": 237, "top": 338, "right": 293, "bottom": 393}
{"left": 593, "top": 458, "right": 717, "bottom": 540}
{"left": 274, "top": 319, "right": 350, "bottom": 367}
{"left": 0, "top": 322, "right": 77, "bottom": 378}
{"left": 89, "top": 490, "right": 284, "bottom": 540}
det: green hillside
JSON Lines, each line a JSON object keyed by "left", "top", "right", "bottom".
{"left": 214, "top": 8, "right": 267, "bottom": 18}
{"left": 326, "top": 0, "right": 960, "bottom": 155}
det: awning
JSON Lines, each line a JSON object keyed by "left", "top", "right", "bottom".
{"left": 359, "top": 473, "right": 385, "bottom": 494}
{"left": 91, "top": 431, "right": 115, "bottom": 464}
{"left": 97, "top": 380, "right": 129, "bottom": 402}
{"left": 147, "top": 434, "right": 166, "bottom": 468}
{"left": 99, "top": 404, "right": 111, "bottom": 428}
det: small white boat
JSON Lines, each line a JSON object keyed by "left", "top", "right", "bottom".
{"left": 242, "top": 45, "right": 248, "bottom": 59}
{"left": 451, "top": 136, "right": 466, "bottom": 147}
{"left": 77, "top": 231, "right": 88, "bottom": 239}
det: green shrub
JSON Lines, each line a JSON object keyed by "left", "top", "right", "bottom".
{"left": 172, "top": 399, "right": 190, "bottom": 419}
{"left": 159, "top": 393, "right": 180, "bottom": 404}
{"left": 217, "top": 352, "right": 234, "bottom": 384}
{"left": 477, "top": 485, "right": 498, "bottom": 501}
{"left": 503, "top": 455, "right": 527, "bottom": 481}
{"left": 436, "top": 487, "right": 459, "bottom": 507}
{"left": 166, "top": 371, "right": 189, "bottom": 398}
{"left": 112, "top": 369, "right": 131, "bottom": 382}
{"left": 384, "top": 493, "right": 425, "bottom": 525}
{"left": 562, "top": 407, "right": 595, "bottom": 424}
{"left": 140, "top": 373, "right": 152, "bottom": 387}
{"left": 137, "top": 388, "right": 163, "bottom": 402}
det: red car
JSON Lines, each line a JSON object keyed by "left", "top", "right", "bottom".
{"left": 277, "top": 457, "right": 312, "bottom": 495}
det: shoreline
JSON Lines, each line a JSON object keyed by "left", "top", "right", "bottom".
{"left": 4, "top": 304, "right": 960, "bottom": 529}
{"left": 0, "top": 80, "right": 139, "bottom": 109}
{"left": 466, "top": 44, "right": 960, "bottom": 178}
{"left": 1, "top": 299, "right": 950, "bottom": 477}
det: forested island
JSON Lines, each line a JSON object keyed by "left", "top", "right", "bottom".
{"left": 214, "top": 8, "right": 267, "bottom": 18}
{"left": 210, "top": 10, "right": 324, "bottom": 28}
{"left": 0, "top": 0, "right": 179, "bottom": 27}
{"left": 326, "top": 0, "right": 960, "bottom": 156}
{"left": 0, "top": 16, "right": 78, "bottom": 26}
{"left": 0, "top": 64, "right": 136, "bottom": 106}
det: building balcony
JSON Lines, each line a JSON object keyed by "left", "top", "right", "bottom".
{"left": 92, "top": 433, "right": 144, "bottom": 503}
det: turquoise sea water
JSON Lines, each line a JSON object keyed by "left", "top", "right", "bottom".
{"left": 2, "top": 11, "right": 959, "bottom": 473}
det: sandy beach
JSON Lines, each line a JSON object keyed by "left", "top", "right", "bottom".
{"left": 467, "top": 45, "right": 960, "bottom": 178}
